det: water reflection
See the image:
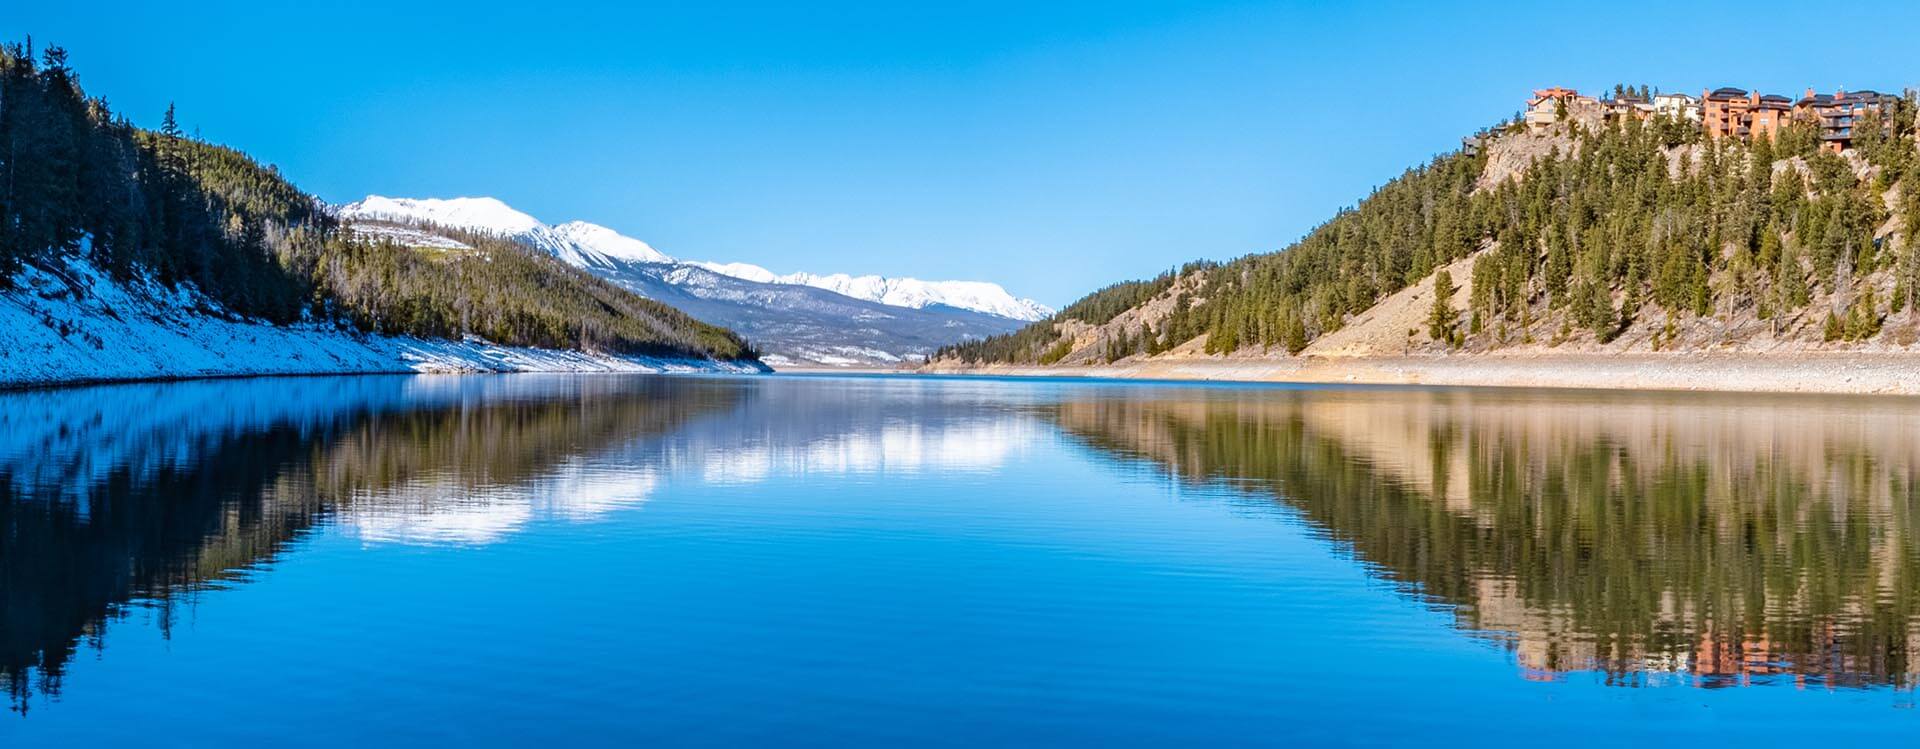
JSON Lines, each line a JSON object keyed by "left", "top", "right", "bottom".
{"left": 0, "top": 374, "right": 1035, "bottom": 713}
{"left": 1048, "top": 387, "right": 1920, "bottom": 689}
{"left": 0, "top": 375, "right": 742, "bottom": 711}
{"left": 15, "top": 372, "right": 1918, "bottom": 722}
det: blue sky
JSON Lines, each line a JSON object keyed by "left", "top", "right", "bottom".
{"left": 7, "top": 1, "right": 1920, "bottom": 306}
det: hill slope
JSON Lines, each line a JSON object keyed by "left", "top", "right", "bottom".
{"left": 935, "top": 98, "right": 1920, "bottom": 376}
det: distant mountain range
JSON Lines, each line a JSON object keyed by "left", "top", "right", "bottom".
{"left": 335, "top": 196, "right": 1052, "bottom": 366}
{"left": 689, "top": 261, "right": 1054, "bottom": 321}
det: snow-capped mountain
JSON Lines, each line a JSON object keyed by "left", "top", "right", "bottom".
{"left": 336, "top": 196, "right": 673, "bottom": 268}
{"left": 334, "top": 196, "right": 1049, "bottom": 321}
{"left": 340, "top": 195, "right": 543, "bottom": 236}
{"left": 549, "top": 220, "right": 673, "bottom": 265}
{"left": 692, "top": 263, "right": 1052, "bottom": 321}
{"left": 332, "top": 195, "right": 1045, "bottom": 366}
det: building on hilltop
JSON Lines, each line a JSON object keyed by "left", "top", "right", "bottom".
{"left": 1602, "top": 93, "right": 1654, "bottom": 122}
{"left": 1524, "top": 87, "right": 1598, "bottom": 130}
{"left": 1523, "top": 84, "right": 1894, "bottom": 152}
{"left": 1702, "top": 87, "right": 1791, "bottom": 141}
{"left": 1752, "top": 94, "right": 1793, "bottom": 141}
{"left": 1793, "top": 88, "right": 1891, "bottom": 152}
{"left": 1701, "top": 87, "right": 1750, "bottom": 139}
{"left": 1652, "top": 92, "right": 1701, "bottom": 122}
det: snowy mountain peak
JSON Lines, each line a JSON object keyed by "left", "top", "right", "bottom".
{"left": 335, "top": 195, "right": 673, "bottom": 269}
{"left": 550, "top": 221, "right": 674, "bottom": 264}
{"left": 339, "top": 196, "right": 544, "bottom": 238}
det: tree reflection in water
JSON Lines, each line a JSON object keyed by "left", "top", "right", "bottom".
{"left": 1048, "top": 387, "right": 1920, "bottom": 689}
{"left": 0, "top": 375, "right": 740, "bottom": 712}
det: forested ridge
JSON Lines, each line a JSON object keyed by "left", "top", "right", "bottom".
{"left": 0, "top": 41, "right": 754, "bottom": 361}
{"left": 938, "top": 90, "right": 1920, "bottom": 365}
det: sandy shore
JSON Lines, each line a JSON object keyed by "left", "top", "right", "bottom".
{"left": 918, "top": 353, "right": 1920, "bottom": 395}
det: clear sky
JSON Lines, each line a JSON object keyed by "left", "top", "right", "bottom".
{"left": 6, "top": 1, "right": 1920, "bottom": 306}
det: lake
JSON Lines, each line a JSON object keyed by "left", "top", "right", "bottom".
{"left": 4, "top": 373, "right": 1919, "bottom": 744}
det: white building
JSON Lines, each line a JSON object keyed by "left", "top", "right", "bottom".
{"left": 1652, "top": 92, "right": 1702, "bottom": 122}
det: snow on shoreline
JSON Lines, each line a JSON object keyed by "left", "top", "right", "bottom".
{"left": 0, "top": 254, "right": 764, "bottom": 391}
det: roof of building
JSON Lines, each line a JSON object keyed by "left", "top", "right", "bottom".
{"left": 1708, "top": 87, "right": 1749, "bottom": 99}
{"left": 1798, "top": 89, "right": 1888, "bottom": 108}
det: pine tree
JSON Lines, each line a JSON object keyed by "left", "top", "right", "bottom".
{"left": 1282, "top": 310, "right": 1308, "bottom": 354}
{"left": 1428, "top": 269, "right": 1459, "bottom": 346}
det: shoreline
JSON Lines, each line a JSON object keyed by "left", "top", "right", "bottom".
{"left": 917, "top": 352, "right": 1920, "bottom": 396}
{"left": 0, "top": 356, "right": 770, "bottom": 394}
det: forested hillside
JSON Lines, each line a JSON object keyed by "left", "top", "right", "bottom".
{"left": 0, "top": 41, "right": 753, "bottom": 361}
{"left": 937, "top": 91, "right": 1920, "bottom": 365}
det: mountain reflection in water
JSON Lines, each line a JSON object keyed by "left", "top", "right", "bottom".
{"left": 7, "top": 374, "right": 1920, "bottom": 732}
{"left": 1048, "top": 387, "right": 1920, "bottom": 689}
{"left": 0, "top": 375, "right": 742, "bottom": 709}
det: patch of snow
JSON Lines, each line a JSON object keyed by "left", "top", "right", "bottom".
{"left": 345, "top": 222, "right": 475, "bottom": 250}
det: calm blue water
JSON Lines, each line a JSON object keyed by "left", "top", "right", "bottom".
{"left": 4, "top": 373, "right": 1920, "bottom": 745}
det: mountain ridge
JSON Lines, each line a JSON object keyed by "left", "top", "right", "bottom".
{"left": 335, "top": 195, "right": 1052, "bottom": 322}
{"left": 335, "top": 195, "right": 1049, "bottom": 366}
{"left": 333, "top": 199, "right": 1034, "bottom": 366}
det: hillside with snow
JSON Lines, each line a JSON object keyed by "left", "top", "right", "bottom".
{"left": 0, "top": 252, "right": 763, "bottom": 390}
{"left": 335, "top": 196, "right": 1050, "bottom": 365}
